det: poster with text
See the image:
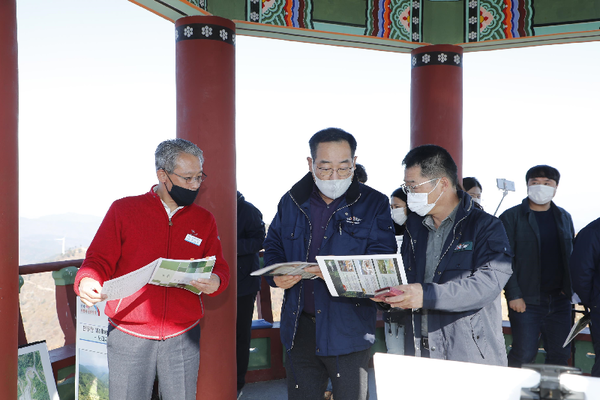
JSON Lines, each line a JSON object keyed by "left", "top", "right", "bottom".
{"left": 76, "top": 298, "right": 109, "bottom": 400}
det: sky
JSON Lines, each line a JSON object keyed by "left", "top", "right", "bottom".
{"left": 16, "top": 0, "right": 600, "bottom": 233}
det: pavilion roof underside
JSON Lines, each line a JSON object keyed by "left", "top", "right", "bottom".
{"left": 130, "top": 0, "right": 600, "bottom": 53}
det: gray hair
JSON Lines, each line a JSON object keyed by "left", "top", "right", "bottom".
{"left": 155, "top": 138, "right": 204, "bottom": 173}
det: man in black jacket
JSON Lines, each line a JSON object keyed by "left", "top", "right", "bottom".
{"left": 499, "top": 165, "right": 574, "bottom": 368}
{"left": 236, "top": 191, "right": 265, "bottom": 397}
{"left": 570, "top": 218, "right": 600, "bottom": 377}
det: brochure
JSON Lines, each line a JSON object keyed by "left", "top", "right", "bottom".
{"left": 563, "top": 313, "right": 591, "bottom": 348}
{"left": 101, "top": 256, "right": 216, "bottom": 300}
{"left": 316, "top": 254, "right": 406, "bottom": 298}
{"left": 251, "top": 261, "right": 318, "bottom": 280}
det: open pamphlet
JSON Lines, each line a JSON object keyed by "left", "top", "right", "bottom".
{"left": 251, "top": 262, "right": 318, "bottom": 280}
{"left": 316, "top": 254, "right": 407, "bottom": 298}
{"left": 101, "top": 256, "right": 216, "bottom": 300}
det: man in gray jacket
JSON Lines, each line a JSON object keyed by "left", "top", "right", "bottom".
{"left": 383, "top": 144, "right": 512, "bottom": 366}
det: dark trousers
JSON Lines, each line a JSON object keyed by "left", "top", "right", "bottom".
{"left": 236, "top": 293, "right": 257, "bottom": 391}
{"left": 508, "top": 292, "right": 572, "bottom": 368}
{"left": 107, "top": 324, "right": 200, "bottom": 400}
{"left": 285, "top": 313, "right": 370, "bottom": 400}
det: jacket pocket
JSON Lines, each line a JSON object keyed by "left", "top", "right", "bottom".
{"left": 282, "top": 224, "right": 305, "bottom": 243}
{"left": 487, "top": 239, "right": 512, "bottom": 258}
{"left": 440, "top": 257, "right": 474, "bottom": 282}
{"left": 468, "top": 311, "right": 487, "bottom": 360}
{"left": 336, "top": 221, "right": 370, "bottom": 254}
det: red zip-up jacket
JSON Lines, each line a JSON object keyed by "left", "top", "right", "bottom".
{"left": 74, "top": 186, "right": 230, "bottom": 340}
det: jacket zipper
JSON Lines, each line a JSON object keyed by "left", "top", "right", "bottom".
{"left": 161, "top": 208, "right": 176, "bottom": 340}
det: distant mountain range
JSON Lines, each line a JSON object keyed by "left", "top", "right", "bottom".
{"left": 19, "top": 213, "right": 102, "bottom": 265}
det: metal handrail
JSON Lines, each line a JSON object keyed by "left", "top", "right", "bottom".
{"left": 19, "top": 259, "right": 84, "bottom": 275}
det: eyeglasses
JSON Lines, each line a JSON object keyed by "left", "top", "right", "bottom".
{"left": 401, "top": 178, "right": 439, "bottom": 194}
{"left": 315, "top": 166, "right": 354, "bottom": 179}
{"left": 170, "top": 171, "right": 208, "bottom": 184}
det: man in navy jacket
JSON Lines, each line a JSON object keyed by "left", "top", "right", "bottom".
{"left": 384, "top": 144, "right": 512, "bottom": 366}
{"left": 263, "top": 128, "right": 396, "bottom": 400}
{"left": 570, "top": 218, "right": 600, "bottom": 376}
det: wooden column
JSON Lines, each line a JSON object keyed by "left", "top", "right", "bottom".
{"left": 0, "top": 0, "right": 19, "bottom": 398}
{"left": 175, "top": 15, "right": 237, "bottom": 400}
{"left": 410, "top": 44, "right": 464, "bottom": 179}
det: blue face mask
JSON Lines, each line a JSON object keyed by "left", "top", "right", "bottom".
{"left": 167, "top": 174, "right": 199, "bottom": 206}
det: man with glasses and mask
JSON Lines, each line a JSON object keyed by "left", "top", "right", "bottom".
{"left": 74, "top": 138, "right": 230, "bottom": 400}
{"left": 499, "top": 165, "right": 574, "bottom": 368}
{"left": 381, "top": 144, "right": 512, "bottom": 366}
{"left": 264, "top": 128, "right": 396, "bottom": 400}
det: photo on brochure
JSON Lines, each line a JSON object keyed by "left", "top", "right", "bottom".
{"left": 316, "top": 254, "right": 406, "bottom": 298}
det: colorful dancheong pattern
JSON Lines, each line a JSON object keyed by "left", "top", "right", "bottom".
{"left": 466, "top": 0, "right": 533, "bottom": 43}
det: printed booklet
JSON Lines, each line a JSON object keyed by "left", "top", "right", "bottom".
{"left": 101, "top": 256, "right": 216, "bottom": 300}
{"left": 251, "top": 262, "right": 319, "bottom": 280}
{"left": 252, "top": 254, "right": 407, "bottom": 298}
{"left": 316, "top": 254, "right": 406, "bottom": 298}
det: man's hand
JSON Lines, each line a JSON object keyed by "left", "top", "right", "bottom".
{"left": 273, "top": 275, "right": 302, "bottom": 289}
{"left": 79, "top": 277, "right": 107, "bottom": 307}
{"left": 191, "top": 273, "right": 221, "bottom": 295}
{"left": 509, "top": 298, "right": 526, "bottom": 313}
{"left": 385, "top": 284, "right": 423, "bottom": 309}
{"left": 304, "top": 265, "right": 323, "bottom": 280}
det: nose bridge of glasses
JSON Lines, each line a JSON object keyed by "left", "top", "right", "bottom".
{"left": 403, "top": 177, "right": 437, "bottom": 194}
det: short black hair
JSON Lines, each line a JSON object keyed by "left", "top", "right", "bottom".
{"left": 309, "top": 128, "right": 357, "bottom": 160}
{"left": 526, "top": 165, "right": 560, "bottom": 185}
{"left": 391, "top": 187, "right": 407, "bottom": 203}
{"left": 402, "top": 144, "right": 458, "bottom": 188}
{"left": 354, "top": 164, "right": 368, "bottom": 183}
{"left": 463, "top": 177, "right": 482, "bottom": 192}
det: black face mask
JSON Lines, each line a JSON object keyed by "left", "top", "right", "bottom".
{"left": 166, "top": 174, "right": 199, "bottom": 207}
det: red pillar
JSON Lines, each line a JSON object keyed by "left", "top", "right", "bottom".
{"left": 0, "top": 0, "right": 19, "bottom": 398}
{"left": 410, "top": 44, "right": 464, "bottom": 179}
{"left": 175, "top": 15, "right": 237, "bottom": 400}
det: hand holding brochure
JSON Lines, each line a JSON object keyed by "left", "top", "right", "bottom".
{"left": 101, "top": 256, "right": 216, "bottom": 300}
{"left": 251, "top": 262, "right": 318, "bottom": 280}
{"left": 316, "top": 254, "right": 406, "bottom": 298}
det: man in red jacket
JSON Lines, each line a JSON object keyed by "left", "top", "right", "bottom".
{"left": 75, "top": 138, "right": 230, "bottom": 400}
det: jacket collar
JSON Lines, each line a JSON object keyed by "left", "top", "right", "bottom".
{"left": 406, "top": 190, "right": 474, "bottom": 232}
{"left": 289, "top": 172, "right": 360, "bottom": 206}
{"left": 520, "top": 197, "right": 556, "bottom": 214}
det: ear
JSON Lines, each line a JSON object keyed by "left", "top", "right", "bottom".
{"left": 353, "top": 156, "right": 358, "bottom": 167}
{"left": 440, "top": 177, "right": 451, "bottom": 191}
{"left": 307, "top": 157, "right": 313, "bottom": 173}
{"left": 157, "top": 169, "right": 168, "bottom": 184}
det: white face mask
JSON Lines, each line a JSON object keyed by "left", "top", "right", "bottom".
{"left": 407, "top": 179, "right": 443, "bottom": 217}
{"left": 391, "top": 207, "right": 408, "bottom": 225}
{"left": 472, "top": 197, "right": 481, "bottom": 205}
{"left": 313, "top": 166, "right": 353, "bottom": 200}
{"left": 528, "top": 184, "right": 555, "bottom": 205}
